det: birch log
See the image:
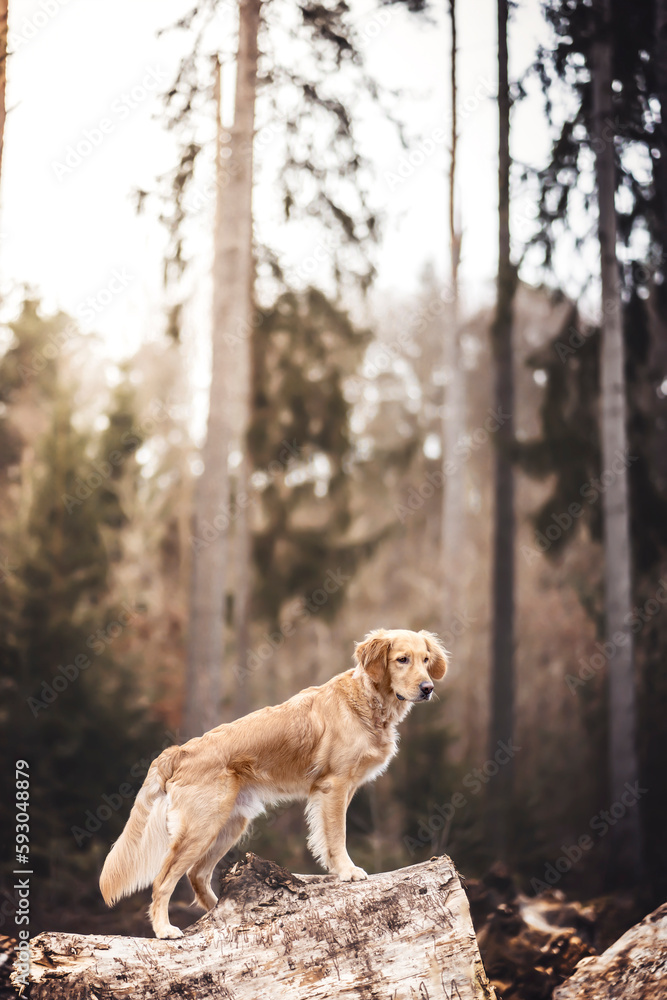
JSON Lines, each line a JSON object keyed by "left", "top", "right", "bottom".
{"left": 553, "top": 902, "right": 667, "bottom": 1000}
{"left": 20, "top": 854, "right": 496, "bottom": 1000}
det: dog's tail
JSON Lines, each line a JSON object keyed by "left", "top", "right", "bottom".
{"left": 99, "top": 745, "right": 182, "bottom": 906}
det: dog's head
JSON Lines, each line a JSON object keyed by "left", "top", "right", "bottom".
{"left": 354, "top": 628, "right": 448, "bottom": 704}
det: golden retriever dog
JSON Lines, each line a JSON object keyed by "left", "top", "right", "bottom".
{"left": 100, "top": 628, "right": 447, "bottom": 938}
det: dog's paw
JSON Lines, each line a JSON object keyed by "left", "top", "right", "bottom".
{"left": 338, "top": 865, "right": 368, "bottom": 882}
{"left": 156, "top": 925, "right": 184, "bottom": 939}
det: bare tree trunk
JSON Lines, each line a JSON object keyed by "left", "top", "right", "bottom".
{"left": 654, "top": 0, "right": 667, "bottom": 217}
{"left": 487, "top": 0, "right": 516, "bottom": 859}
{"left": 0, "top": 0, "right": 7, "bottom": 188}
{"left": 232, "top": 453, "right": 252, "bottom": 717}
{"left": 440, "top": 0, "right": 465, "bottom": 601}
{"left": 22, "top": 854, "right": 497, "bottom": 999}
{"left": 591, "top": 0, "right": 643, "bottom": 885}
{"left": 184, "top": 0, "right": 261, "bottom": 738}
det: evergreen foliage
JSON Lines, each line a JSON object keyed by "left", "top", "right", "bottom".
{"left": 0, "top": 302, "right": 164, "bottom": 925}
{"left": 148, "top": 0, "right": 394, "bottom": 302}
{"left": 515, "top": 0, "right": 667, "bottom": 894}
{"left": 247, "top": 288, "right": 379, "bottom": 625}
{"left": 532, "top": 0, "right": 663, "bottom": 284}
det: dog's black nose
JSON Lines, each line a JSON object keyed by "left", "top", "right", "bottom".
{"left": 419, "top": 681, "right": 433, "bottom": 697}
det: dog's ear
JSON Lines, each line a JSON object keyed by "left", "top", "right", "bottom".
{"left": 420, "top": 630, "right": 448, "bottom": 680}
{"left": 354, "top": 629, "right": 391, "bottom": 684}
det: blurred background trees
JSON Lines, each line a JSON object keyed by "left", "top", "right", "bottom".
{"left": 0, "top": 0, "right": 665, "bottom": 945}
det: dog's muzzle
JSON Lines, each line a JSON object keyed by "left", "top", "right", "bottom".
{"left": 396, "top": 687, "right": 433, "bottom": 703}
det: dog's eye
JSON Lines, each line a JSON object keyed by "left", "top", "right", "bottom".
{"left": 397, "top": 655, "right": 408, "bottom": 664}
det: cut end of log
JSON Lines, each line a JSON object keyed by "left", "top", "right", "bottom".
{"left": 17, "top": 852, "right": 497, "bottom": 999}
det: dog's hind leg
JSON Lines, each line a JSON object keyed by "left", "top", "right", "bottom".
{"left": 187, "top": 814, "right": 248, "bottom": 911}
{"left": 149, "top": 778, "right": 240, "bottom": 939}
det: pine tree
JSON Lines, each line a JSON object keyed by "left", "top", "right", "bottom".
{"left": 527, "top": 0, "right": 667, "bottom": 889}
{"left": 0, "top": 303, "right": 163, "bottom": 921}
{"left": 247, "top": 288, "right": 374, "bottom": 646}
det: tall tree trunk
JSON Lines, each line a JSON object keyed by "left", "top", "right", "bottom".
{"left": 488, "top": 0, "right": 516, "bottom": 859}
{"left": 440, "top": 0, "right": 464, "bottom": 599}
{"left": 227, "top": 16, "right": 259, "bottom": 722}
{"left": 591, "top": 0, "right": 643, "bottom": 884}
{"left": 654, "top": 0, "right": 667, "bottom": 219}
{"left": 653, "top": 0, "right": 667, "bottom": 491}
{"left": 184, "top": 0, "right": 261, "bottom": 739}
{"left": 0, "top": 0, "right": 7, "bottom": 189}
{"left": 233, "top": 453, "right": 252, "bottom": 717}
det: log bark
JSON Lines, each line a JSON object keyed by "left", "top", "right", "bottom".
{"left": 553, "top": 902, "right": 667, "bottom": 999}
{"left": 19, "top": 854, "right": 496, "bottom": 1000}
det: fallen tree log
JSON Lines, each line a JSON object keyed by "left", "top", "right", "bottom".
{"left": 16, "top": 853, "right": 495, "bottom": 1000}
{"left": 553, "top": 901, "right": 667, "bottom": 999}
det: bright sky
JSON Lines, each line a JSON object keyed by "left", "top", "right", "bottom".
{"left": 2, "top": 0, "right": 552, "bottom": 365}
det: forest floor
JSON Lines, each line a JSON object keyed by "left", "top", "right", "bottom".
{"left": 465, "top": 863, "right": 644, "bottom": 1000}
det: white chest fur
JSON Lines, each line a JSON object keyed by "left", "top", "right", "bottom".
{"left": 357, "top": 728, "right": 399, "bottom": 786}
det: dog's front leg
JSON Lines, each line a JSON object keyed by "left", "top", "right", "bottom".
{"left": 306, "top": 779, "right": 368, "bottom": 882}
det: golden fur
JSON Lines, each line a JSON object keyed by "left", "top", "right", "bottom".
{"left": 99, "top": 628, "right": 447, "bottom": 938}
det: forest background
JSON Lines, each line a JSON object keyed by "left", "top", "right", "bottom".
{"left": 0, "top": 0, "right": 665, "bottom": 942}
